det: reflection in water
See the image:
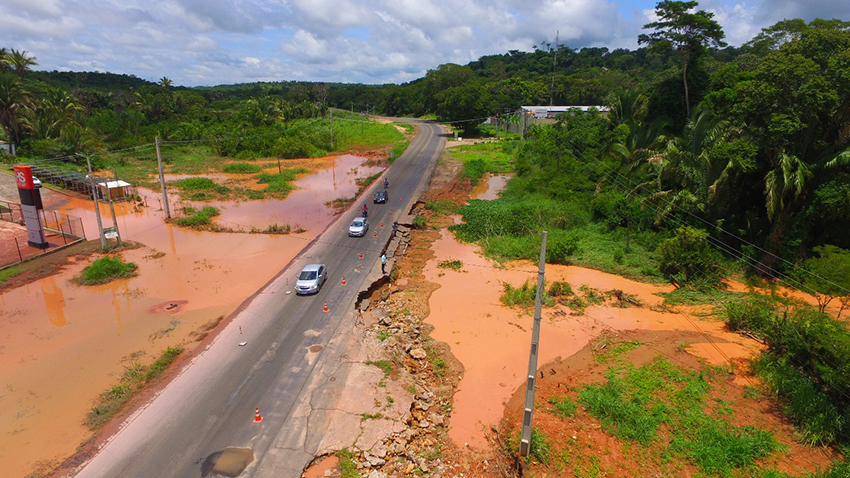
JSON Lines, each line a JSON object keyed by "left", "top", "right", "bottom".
{"left": 41, "top": 276, "right": 66, "bottom": 327}
{"left": 0, "top": 155, "right": 384, "bottom": 478}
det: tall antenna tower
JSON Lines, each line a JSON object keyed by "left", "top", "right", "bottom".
{"left": 550, "top": 31, "right": 559, "bottom": 106}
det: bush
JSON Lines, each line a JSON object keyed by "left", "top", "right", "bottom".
{"left": 546, "top": 231, "right": 580, "bottom": 264}
{"left": 657, "top": 226, "right": 720, "bottom": 285}
{"left": 724, "top": 295, "right": 777, "bottom": 338}
{"left": 76, "top": 256, "right": 138, "bottom": 285}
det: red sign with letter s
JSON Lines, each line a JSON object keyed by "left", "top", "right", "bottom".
{"left": 13, "top": 165, "right": 34, "bottom": 190}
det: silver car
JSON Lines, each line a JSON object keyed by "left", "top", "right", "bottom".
{"left": 349, "top": 217, "right": 369, "bottom": 237}
{"left": 295, "top": 264, "right": 327, "bottom": 295}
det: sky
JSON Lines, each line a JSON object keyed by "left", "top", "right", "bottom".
{"left": 1, "top": 0, "right": 848, "bottom": 87}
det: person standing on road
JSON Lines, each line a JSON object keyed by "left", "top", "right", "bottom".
{"left": 381, "top": 253, "right": 387, "bottom": 274}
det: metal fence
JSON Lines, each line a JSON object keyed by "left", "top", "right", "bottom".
{"left": 0, "top": 202, "right": 86, "bottom": 269}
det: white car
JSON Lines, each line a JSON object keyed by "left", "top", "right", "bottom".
{"left": 295, "top": 264, "right": 328, "bottom": 295}
{"left": 349, "top": 217, "right": 368, "bottom": 237}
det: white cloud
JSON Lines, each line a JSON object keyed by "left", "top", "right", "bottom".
{"left": 0, "top": 0, "right": 847, "bottom": 86}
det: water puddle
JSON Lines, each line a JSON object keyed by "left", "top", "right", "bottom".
{"left": 422, "top": 227, "right": 763, "bottom": 450}
{"left": 308, "top": 344, "right": 324, "bottom": 353}
{"left": 201, "top": 446, "right": 254, "bottom": 477}
{"left": 0, "top": 155, "right": 381, "bottom": 477}
{"left": 302, "top": 454, "right": 339, "bottom": 478}
{"left": 470, "top": 174, "right": 511, "bottom": 200}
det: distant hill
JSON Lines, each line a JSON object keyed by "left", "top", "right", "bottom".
{"left": 26, "top": 70, "right": 154, "bottom": 92}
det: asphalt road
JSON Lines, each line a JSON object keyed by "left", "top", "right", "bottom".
{"left": 71, "top": 120, "right": 446, "bottom": 477}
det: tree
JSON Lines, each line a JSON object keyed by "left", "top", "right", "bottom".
{"left": 0, "top": 73, "right": 31, "bottom": 145}
{"left": 657, "top": 226, "right": 720, "bottom": 285}
{"left": 795, "top": 245, "right": 850, "bottom": 317}
{"left": 638, "top": 1, "right": 726, "bottom": 117}
{"left": 158, "top": 77, "right": 173, "bottom": 89}
{"left": 7, "top": 49, "right": 38, "bottom": 79}
{"left": 0, "top": 48, "right": 9, "bottom": 74}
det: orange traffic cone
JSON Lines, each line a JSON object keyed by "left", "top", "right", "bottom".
{"left": 380, "top": 223, "right": 384, "bottom": 228}
{"left": 342, "top": 276, "right": 346, "bottom": 285}
{"left": 359, "top": 251, "right": 363, "bottom": 260}
{"left": 373, "top": 231, "right": 378, "bottom": 238}
{"left": 254, "top": 407, "right": 263, "bottom": 423}
{"left": 389, "top": 211, "right": 393, "bottom": 216}
{"left": 408, "top": 184, "right": 411, "bottom": 189}
{"left": 323, "top": 301, "right": 329, "bottom": 312}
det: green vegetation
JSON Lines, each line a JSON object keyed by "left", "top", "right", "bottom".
{"left": 504, "top": 428, "right": 552, "bottom": 465}
{"left": 437, "top": 259, "right": 462, "bottom": 271}
{"left": 256, "top": 167, "right": 309, "bottom": 193}
{"left": 500, "top": 279, "right": 555, "bottom": 308}
{"left": 85, "top": 347, "right": 183, "bottom": 430}
{"left": 574, "top": 357, "right": 782, "bottom": 475}
{"left": 547, "top": 396, "right": 578, "bottom": 418}
{"left": 336, "top": 449, "right": 360, "bottom": 478}
{"left": 0, "top": 265, "right": 21, "bottom": 285}
{"left": 173, "top": 206, "right": 220, "bottom": 228}
{"left": 75, "top": 256, "right": 138, "bottom": 285}
{"left": 444, "top": 142, "right": 513, "bottom": 185}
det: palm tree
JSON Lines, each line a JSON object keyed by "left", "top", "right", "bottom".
{"left": 0, "top": 48, "right": 9, "bottom": 74}
{"left": 644, "top": 108, "right": 740, "bottom": 222}
{"left": 24, "top": 87, "right": 83, "bottom": 140}
{"left": 158, "top": 77, "right": 173, "bottom": 89}
{"left": 0, "top": 73, "right": 31, "bottom": 145}
{"left": 8, "top": 49, "right": 38, "bottom": 79}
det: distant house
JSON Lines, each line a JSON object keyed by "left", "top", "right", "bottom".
{"left": 97, "top": 180, "right": 133, "bottom": 200}
{"left": 520, "top": 105, "right": 610, "bottom": 119}
{"left": 0, "top": 140, "right": 15, "bottom": 156}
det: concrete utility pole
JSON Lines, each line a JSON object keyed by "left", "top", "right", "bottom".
{"left": 155, "top": 137, "right": 170, "bottom": 219}
{"left": 105, "top": 177, "right": 122, "bottom": 246}
{"left": 85, "top": 154, "right": 107, "bottom": 248}
{"left": 520, "top": 231, "right": 548, "bottom": 457}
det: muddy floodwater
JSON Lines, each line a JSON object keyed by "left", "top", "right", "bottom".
{"left": 0, "top": 155, "right": 381, "bottom": 478}
{"left": 423, "top": 174, "right": 763, "bottom": 450}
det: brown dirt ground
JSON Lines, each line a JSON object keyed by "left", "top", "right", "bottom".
{"left": 499, "top": 329, "right": 841, "bottom": 477}
{"left": 364, "top": 152, "right": 845, "bottom": 477}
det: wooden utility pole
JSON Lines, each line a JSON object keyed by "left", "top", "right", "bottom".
{"left": 520, "top": 231, "right": 547, "bottom": 457}
{"left": 155, "top": 137, "right": 170, "bottom": 219}
{"left": 85, "top": 154, "right": 107, "bottom": 248}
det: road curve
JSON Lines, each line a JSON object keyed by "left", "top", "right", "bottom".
{"left": 71, "top": 120, "right": 446, "bottom": 477}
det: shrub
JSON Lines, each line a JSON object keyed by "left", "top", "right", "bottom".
{"left": 546, "top": 231, "right": 580, "bottom": 264}
{"left": 76, "top": 256, "right": 138, "bottom": 285}
{"left": 724, "top": 295, "right": 777, "bottom": 338}
{"left": 657, "top": 226, "right": 720, "bottom": 285}
{"left": 548, "top": 281, "right": 572, "bottom": 297}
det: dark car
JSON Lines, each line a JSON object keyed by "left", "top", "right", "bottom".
{"left": 374, "top": 190, "right": 388, "bottom": 203}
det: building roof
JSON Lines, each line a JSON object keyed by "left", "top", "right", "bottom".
{"left": 97, "top": 180, "right": 132, "bottom": 188}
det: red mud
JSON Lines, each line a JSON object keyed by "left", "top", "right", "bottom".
{"left": 0, "top": 155, "right": 381, "bottom": 478}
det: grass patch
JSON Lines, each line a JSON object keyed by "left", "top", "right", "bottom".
{"left": 173, "top": 206, "right": 220, "bottom": 228}
{"left": 437, "top": 259, "right": 462, "bottom": 271}
{"left": 500, "top": 279, "right": 555, "bottom": 308}
{"left": 257, "top": 167, "right": 309, "bottom": 194}
{"left": 366, "top": 360, "right": 393, "bottom": 387}
{"left": 0, "top": 265, "right": 22, "bottom": 285}
{"left": 336, "top": 449, "right": 360, "bottom": 478}
{"left": 574, "top": 357, "right": 782, "bottom": 474}
{"left": 505, "top": 427, "right": 552, "bottom": 464}
{"left": 85, "top": 347, "right": 183, "bottom": 430}
{"left": 548, "top": 396, "right": 578, "bottom": 418}
{"left": 74, "top": 256, "right": 138, "bottom": 285}
{"left": 592, "top": 337, "right": 642, "bottom": 364}
{"left": 222, "top": 162, "right": 262, "bottom": 173}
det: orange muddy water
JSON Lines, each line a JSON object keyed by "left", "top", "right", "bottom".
{"left": 423, "top": 174, "right": 764, "bottom": 450}
{"left": 0, "top": 155, "right": 381, "bottom": 478}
